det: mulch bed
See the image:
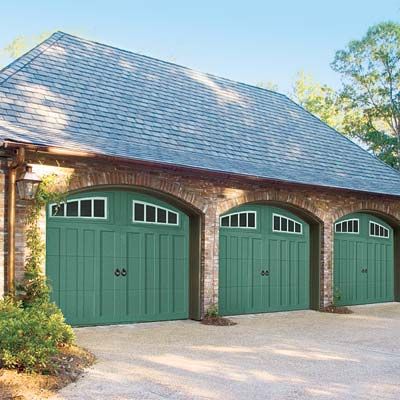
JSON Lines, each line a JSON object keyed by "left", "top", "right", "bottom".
{"left": 320, "top": 305, "right": 353, "bottom": 314}
{"left": 0, "top": 345, "right": 95, "bottom": 400}
{"left": 201, "top": 316, "right": 237, "bottom": 326}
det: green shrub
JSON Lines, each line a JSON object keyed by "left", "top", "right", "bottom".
{"left": 205, "top": 304, "right": 219, "bottom": 318}
{"left": 0, "top": 297, "right": 74, "bottom": 372}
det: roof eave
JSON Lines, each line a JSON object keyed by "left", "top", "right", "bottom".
{"left": 2, "top": 139, "right": 400, "bottom": 200}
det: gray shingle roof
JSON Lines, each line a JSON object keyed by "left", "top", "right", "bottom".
{"left": 0, "top": 31, "right": 400, "bottom": 196}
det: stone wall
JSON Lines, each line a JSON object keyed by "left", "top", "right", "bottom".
{"left": 2, "top": 152, "right": 400, "bottom": 314}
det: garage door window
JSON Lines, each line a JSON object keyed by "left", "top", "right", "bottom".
{"left": 369, "top": 221, "right": 389, "bottom": 238}
{"left": 273, "top": 214, "right": 302, "bottom": 234}
{"left": 50, "top": 197, "right": 107, "bottom": 219}
{"left": 133, "top": 201, "right": 179, "bottom": 225}
{"left": 335, "top": 219, "right": 359, "bottom": 234}
{"left": 220, "top": 211, "right": 256, "bottom": 228}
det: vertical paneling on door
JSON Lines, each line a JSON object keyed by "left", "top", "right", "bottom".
{"left": 219, "top": 205, "right": 310, "bottom": 316}
{"left": 334, "top": 213, "right": 394, "bottom": 306}
{"left": 47, "top": 190, "right": 189, "bottom": 326}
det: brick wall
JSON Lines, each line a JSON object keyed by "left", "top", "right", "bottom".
{"left": 2, "top": 152, "right": 400, "bottom": 314}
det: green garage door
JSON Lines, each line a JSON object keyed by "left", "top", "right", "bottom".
{"left": 334, "top": 213, "right": 394, "bottom": 306}
{"left": 219, "top": 205, "right": 310, "bottom": 315}
{"left": 46, "top": 189, "right": 189, "bottom": 326}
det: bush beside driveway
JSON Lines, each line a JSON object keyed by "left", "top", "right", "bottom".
{"left": 52, "top": 304, "right": 400, "bottom": 400}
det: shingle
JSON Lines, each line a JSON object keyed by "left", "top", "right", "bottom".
{"left": 0, "top": 31, "right": 399, "bottom": 196}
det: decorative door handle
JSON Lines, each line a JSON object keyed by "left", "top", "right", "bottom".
{"left": 114, "top": 268, "right": 121, "bottom": 276}
{"left": 261, "top": 270, "right": 265, "bottom": 276}
{"left": 264, "top": 270, "right": 270, "bottom": 276}
{"left": 121, "top": 268, "right": 127, "bottom": 276}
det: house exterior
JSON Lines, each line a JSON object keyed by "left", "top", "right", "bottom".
{"left": 0, "top": 32, "right": 399, "bottom": 325}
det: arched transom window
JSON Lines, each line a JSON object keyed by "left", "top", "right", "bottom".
{"left": 369, "top": 221, "right": 389, "bottom": 238}
{"left": 273, "top": 213, "right": 302, "bottom": 234}
{"left": 335, "top": 219, "right": 359, "bottom": 234}
{"left": 220, "top": 211, "right": 256, "bottom": 229}
{"left": 133, "top": 201, "right": 179, "bottom": 225}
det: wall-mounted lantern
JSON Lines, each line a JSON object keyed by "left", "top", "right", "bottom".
{"left": 16, "top": 165, "right": 42, "bottom": 200}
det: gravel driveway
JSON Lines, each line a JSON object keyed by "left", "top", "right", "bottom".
{"left": 52, "top": 303, "right": 400, "bottom": 400}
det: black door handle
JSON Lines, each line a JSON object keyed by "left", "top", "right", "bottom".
{"left": 121, "top": 268, "right": 127, "bottom": 276}
{"left": 261, "top": 270, "right": 265, "bottom": 276}
{"left": 114, "top": 268, "right": 121, "bottom": 276}
{"left": 264, "top": 270, "right": 270, "bottom": 276}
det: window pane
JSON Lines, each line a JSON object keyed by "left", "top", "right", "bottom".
{"left": 168, "top": 211, "right": 177, "bottom": 224}
{"left": 66, "top": 201, "right": 78, "bottom": 217}
{"left": 94, "top": 199, "right": 105, "bottom": 218}
{"left": 146, "top": 205, "right": 156, "bottom": 222}
{"left": 231, "top": 214, "right": 238, "bottom": 227}
{"left": 221, "top": 216, "right": 229, "bottom": 226}
{"left": 134, "top": 203, "right": 144, "bottom": 221}
{"left": 295, "top": 223, "right": 301, "bottom": 233}
{"left": 157, "top": 208, "right": 167, "bottom": 223}
{"left": 239, "top": 213, "right": 247, "bottom": 227}
{"left": 353, "top": 220, "right": 359, "bottom": 233}
{"left": 370, "top": 223, "right": 374, "bottom": 236}
{"left": 51, "top": 203, "right": 64, "bottom": 216}
{"left": 375, "top": 224, "right": 379, "bottom": 236}
{"left": 248, "top": 213, "right": 255, "bottom": 228}
{"left": 80, "top": 200, "right": 92, "bottom": 217}
{"left": 273, "top": 216, "right": 280, "bottom": 231}
{"left": 348, "top": 221, "right": 353, "bottom": 233}
{"left": 385, "top": 230, "right": 389, "bottom": 237}
{"left": 342, "top": 222, "right": 348, "bottom": 233}
{"left": 380, "top": 226, "right": 384, "bottom": 237}
{"left": 281, "top": 217, "right": 287, "bottom": 231}
{"left": 288, "top": 220, "right": 294, "bottom": 232}
{"left": 336, "top": 223, "right": 342, "bottom": 233}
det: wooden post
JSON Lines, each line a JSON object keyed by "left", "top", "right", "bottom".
{"left": 7, "top": 148, "right": 25, "bottom": 295}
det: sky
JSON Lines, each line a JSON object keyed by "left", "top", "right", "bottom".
{"left": 0, "top": 0, "right": 399, "bottom": 93}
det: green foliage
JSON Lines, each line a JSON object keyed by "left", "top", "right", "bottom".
{"left": 255, "top": 81, "right": 279, "bottom": 92}
{"left": 1, "top": 172, "right": 75, "bottom": 372}
{"left": 290, "top": 23, "right": 400, "bottom": 169}
{"left": 333, "top": 287, "right": 342, "bottom": 306}
{"left": 332, "top": 21, "right": 400, "bottom": 168}
{"left": 205, "top": 304, "right": 219, "bottom": 318}
{"left": 3, "top": 31, "right": 54, "bottom": 59}
{"left": 292, "top": 71, "right": 344, "bottom": 130}
{"left": 17, "top": 174, "right": 70, "bottom": 306}
{"left": 0, "top": 297, "right": 74, "bottom": 372}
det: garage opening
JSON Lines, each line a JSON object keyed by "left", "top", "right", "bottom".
{"left": 219, "top": 203, "right": 319, "bottom": 316}
{"left": 334, "top": 212, "right": 395, "bottom": 306}
{"left": 46, "top": 188, "right": 200, "bottom": 326}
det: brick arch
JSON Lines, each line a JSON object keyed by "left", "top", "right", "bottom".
{"left": 331, "top": 200, "right": 400, "bottom": 226}
{"left": 68, "top": 170, "right": 208, "bottom": 214}
{"left": 217, "top": 189, "right": 324, "bottom": 223}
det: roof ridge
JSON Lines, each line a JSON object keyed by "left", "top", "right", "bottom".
{"left": 0, "top": 31, "right": 65, "bottom": 86}
{"left": 57, "top": 31, "right": 287, "bottom": 99}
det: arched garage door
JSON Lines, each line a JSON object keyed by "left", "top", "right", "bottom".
{"left": 219, "top": 205, "right": 310, "bottom": 315}
{"left": 46, "top": 189, "right": 189, "bottom": 326}
{"left": 334, "top": 213, "right": 394, "bottom": 306}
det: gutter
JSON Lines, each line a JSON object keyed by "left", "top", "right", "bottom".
{"left": 2, "top": 140, "right": 400, "bottom": 200}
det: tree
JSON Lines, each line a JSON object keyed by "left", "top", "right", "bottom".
{"left": 291, "top": 71, "right": 345, "bottom": 131}
{"left": 256, "top": 81, "right": 279, "bottom": 92}
{"left": 3, "top": 31, "right": 54, "bottom": 59}
{"left": 332, "top": 22, "right": 400, "bottom": 168}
